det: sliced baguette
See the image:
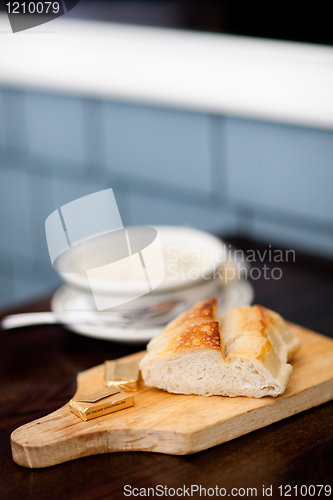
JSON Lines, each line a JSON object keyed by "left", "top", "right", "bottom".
{"left": 139, "top": 299, "right": 301, "bottom": 398}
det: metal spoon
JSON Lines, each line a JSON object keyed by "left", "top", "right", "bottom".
{"left": 1, "top": 299, "right": 188, "bottom": 330}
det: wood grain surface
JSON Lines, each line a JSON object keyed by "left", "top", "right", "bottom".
{"left": 11, "top": 323, "right": 333, "bottom": 469}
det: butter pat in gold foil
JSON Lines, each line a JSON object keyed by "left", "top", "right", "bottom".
{"left": 69, "top": 387, "right": 134, "bottom": 421}
{"left": 104, "top": 360, "right": 140, "bottom": 391}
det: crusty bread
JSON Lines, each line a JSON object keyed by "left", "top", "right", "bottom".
{"left": 139, "top": 299, "right": 301, "bottom": 398}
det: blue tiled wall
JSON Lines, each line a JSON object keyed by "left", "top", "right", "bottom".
{"left": 26, "top": 92, "right": 86, "bottom": 167}
{"left": 0, "top": 87, "right": 332, "bottom": 310}
{"left": 103, "top": 102, "right": 213, "bottom": 195}
{"left": 225, "top": 118, "right": 333, "bottom": 222}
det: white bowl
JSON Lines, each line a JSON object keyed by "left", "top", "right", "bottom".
{"left": 57, "top": 225, "right": 226, "bottom": 300}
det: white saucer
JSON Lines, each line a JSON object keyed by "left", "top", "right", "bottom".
{"left": 51, "top": 281, "right": 254, "bottom": 344}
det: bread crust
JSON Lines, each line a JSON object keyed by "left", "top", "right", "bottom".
{"left": 148, "top": 298, "right": 222, "bottom": 357}
{"left": 222, "top": 304, "right": 301, "bottom": 364}
{"left": 167, "top": 321, "right": 221, "bottom": 354}
{"left": 139, "top": 300, "right": 301, "bottom": 398}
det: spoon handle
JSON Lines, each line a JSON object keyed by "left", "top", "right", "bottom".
{"left": 1, "top": 312, "right": 59, "bottom": 329}
{"left": 1, "top": 311, "right": 132, "bottom": 330}
{"left": 1, "top": 300, "right": 188, "bottom": 330}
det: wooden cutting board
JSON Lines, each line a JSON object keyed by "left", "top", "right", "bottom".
{"left": 11, "top": 324, "right": 333, "bottom": 468}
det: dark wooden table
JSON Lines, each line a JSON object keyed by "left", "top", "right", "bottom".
{"left": 1, "top": 237, "right": 333, "bottom": 500}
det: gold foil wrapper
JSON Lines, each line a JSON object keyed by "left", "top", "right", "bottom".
{"left": 104, "top": 360, "right": 140, "bottom": 391}
{"left": 69, "top": 387, "right": 134, "bottom": 421}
